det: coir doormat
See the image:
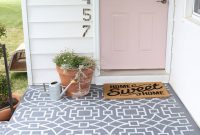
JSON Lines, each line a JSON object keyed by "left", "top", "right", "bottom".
{"left": 104, "top": 82, "right": 170, "bottom": 99}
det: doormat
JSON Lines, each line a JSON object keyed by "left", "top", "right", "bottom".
{"left": 104, "top": 82, "right": 170, "bottom": 99}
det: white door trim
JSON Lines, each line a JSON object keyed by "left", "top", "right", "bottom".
{"left": 93, "top": 0, "right": 101, "bottom": 77}
{"left": 165, "top": 0, "right": 175, "bottom": 74}
{"left": 22, "top": 0, "right": 33, "bottom": 85}
{"left": 93, "top": 0, "right": 175, "bottom": 84}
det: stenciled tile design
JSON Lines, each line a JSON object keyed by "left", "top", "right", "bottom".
{"left": 3, "top": 84, "right": 200, "bottom": 135}
{"left": 0, "top": 121, "right": 8, "bottom": 135}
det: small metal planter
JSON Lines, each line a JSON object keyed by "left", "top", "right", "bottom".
{"left": 48, "top": 81, "right": 62, "bottom": 101}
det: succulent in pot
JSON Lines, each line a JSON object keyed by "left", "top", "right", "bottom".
{"left": 53, "top": 50, "right": 95, "bottom": 98}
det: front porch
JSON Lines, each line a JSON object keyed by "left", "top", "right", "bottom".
{"left": 1, "top": 84, "right": 200, "bottom": 135}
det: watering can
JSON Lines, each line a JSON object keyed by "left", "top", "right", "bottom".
{"left": 48, "top": 80, "right": 76, "bottom": 100}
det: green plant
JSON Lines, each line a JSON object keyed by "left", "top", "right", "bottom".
{"left": 0, "top": 24, "right": 8, "bottom": 106}
{"left": 53, "top": 50, "right": 95, "bottom": 70}
{"left": 0, "top": 24, "right": 6, "bottom": 59}
{"left": 0, "top": 74, "right": 8, "bottom": 105}
{"left": 0, "top": 24, "right": 6, "bottom": 39}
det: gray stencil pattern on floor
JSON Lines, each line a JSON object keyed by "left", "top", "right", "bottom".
{"left": 3, "top": 84, "right": 200, "bottom": 135}
{"left": 0, "top": 121, "right": 8, "bottom": 135}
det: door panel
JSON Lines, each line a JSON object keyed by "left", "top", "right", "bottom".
{"left": 100, "top": 0, "right": 168, "bottom": 69}
{"left": 113, "top": 14, "right": 129, "bottom": 52}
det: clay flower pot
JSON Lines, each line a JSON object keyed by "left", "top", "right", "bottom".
{"left": 56, "top": 66, "right": 94, "bottom": 98}
{"left": 0, "top": 94, "right": 20, "bottom": 121}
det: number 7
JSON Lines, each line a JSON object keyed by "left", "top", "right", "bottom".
{"left": 82, "top": 25, "right": 91, "bottom": 37}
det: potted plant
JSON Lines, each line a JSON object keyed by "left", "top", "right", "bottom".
{"left": 53, "top": 50, "right": 95, "bottom": 98}
{"left": 0, "top": 74, "right": 20, "bottom": 121}
{"left": 0, "top": 24, "right": 20, "bottom": 121}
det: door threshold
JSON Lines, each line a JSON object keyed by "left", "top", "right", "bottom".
{"left": 101, "top": 69, "right": 167, "bottom": 76}
{"left": 94, "top": 71, "right": 169, "bottom": 85}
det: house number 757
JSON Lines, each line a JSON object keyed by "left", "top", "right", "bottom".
{"left": 82, "top": 0, "right": 91, "bottom": 37}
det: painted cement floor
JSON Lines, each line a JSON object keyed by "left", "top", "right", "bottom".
{"left": 1, "top": 84, "right": 200, "bottom": 135}
{"left": 0, "top": 121, "right": 8, "bottom": 135}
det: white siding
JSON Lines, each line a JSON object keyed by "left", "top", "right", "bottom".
{"left": 170, "top": 0, "right": 200, "bottom": 127}
{"left": 23, "top": 0, "right": 94, "bottom": 84}
{"left": 30, "top": 38, "right": 93, "bottom": 54}
{"left": 27, "top": 0, "right": 93, "bottom": 6}
{"left": 28, "top": 6, "right": 92, "bottom": 22}
{"left": 29, "top": 22, "right": 93, "bottom": 38}
{"left": 32, "top": 69, "right": 59, "bottom": 84}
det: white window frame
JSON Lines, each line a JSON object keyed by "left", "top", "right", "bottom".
{"left": 185, "top": 0, "right": 200, "bottom": 22}
{"left": 193, "top": 0, "right": 200, "bottom": 17}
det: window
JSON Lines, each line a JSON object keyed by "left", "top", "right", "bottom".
{"left": 194, "top": 0, "right": 200, "bottom": 15}
{"left": 184, "top": 0, "right": 200, "bottom": 23}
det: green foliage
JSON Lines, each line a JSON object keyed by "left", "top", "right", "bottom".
{"left": 53, "top": 50, "right": 96, "bottom": 69}
{"left": 11, "top": 73, "right": 27, "bottom": 95}
{"left": 0, "top": 47, "right": 2, "bottom": 59}
{"left": 0, "top": 24, "right": 6, "bottom": 39}
{"left": 0, "top": 74, "right": 8, "bottom": 104}
{"left": 0, "top": 24, "right": 6, "bottom": 59}
{"left": 0, "top": 24, "right": 8, "bottom": 104}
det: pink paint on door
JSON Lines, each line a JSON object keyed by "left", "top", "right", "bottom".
{"left": 100, "top": 0, "right": 168, "bottom": 69}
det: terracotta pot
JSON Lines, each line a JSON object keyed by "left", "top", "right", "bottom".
{"left": 0, "top": 94, "right": 20, "bottom": 121}
{"left": 56, "top": 66, "right": 94, "bottom": 97}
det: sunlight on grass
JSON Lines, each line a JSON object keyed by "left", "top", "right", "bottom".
{"left": 11, "top": 73, "right": 27, "bottom": 95}
{"left": 0, "top": 28, "right": 24, "bottom": 55}
{"left": 0, "top": 0, "right": 22, "bottom": 28}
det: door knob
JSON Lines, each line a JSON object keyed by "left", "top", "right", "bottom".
{"left": 156, "top": 0, "right": 167, "bottom": 4}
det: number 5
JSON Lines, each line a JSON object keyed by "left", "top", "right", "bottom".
{"left": 83, "top": 0, "right": 91, "bottom": 4}
{"left": 83, "top": 8, "right": 91, "bottom": 21}
{"left": 82, "top": 25, "right": 91, "bottom": 37}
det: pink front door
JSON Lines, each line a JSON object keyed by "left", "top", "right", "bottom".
{"left": 100, "top": 0, "right": 168, "bottom": 69}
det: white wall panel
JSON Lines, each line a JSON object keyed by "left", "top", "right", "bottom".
{"left": 170, "top": 0, "right": 200, "bottom": 127}
{"left": 23, "top": 0, "right": 94, "bottom": 85}
{"left": 32, "top": 69, "right": 60, "bottom": 84}
{"left": 24, "top": 0, "right": 171, "bottom": 87}
{"left": 28, "top": 6, "right": 92, "bottom": 22}
{"left": 27, "top": 0, "right": 93, "bottom": 6}
{"left": 31, "top": 54, "right": 56, "bottom": 69}
{"left": 30, "top": 38, "right": 93, "bottom": 54}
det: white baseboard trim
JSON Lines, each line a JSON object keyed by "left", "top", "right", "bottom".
{"left": 94, "top": 75, "right": 169, "bottom": 85}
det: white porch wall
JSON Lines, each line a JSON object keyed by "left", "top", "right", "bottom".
{"left": 22, "top": 0, "right": 94, "bottom": 84}
{"left": 170, "top": 0, "right": 200, "bottom": 127}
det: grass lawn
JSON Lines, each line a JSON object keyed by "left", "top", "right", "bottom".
{"left": 0, "top": 0, "right": 27, "bottom": 95}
